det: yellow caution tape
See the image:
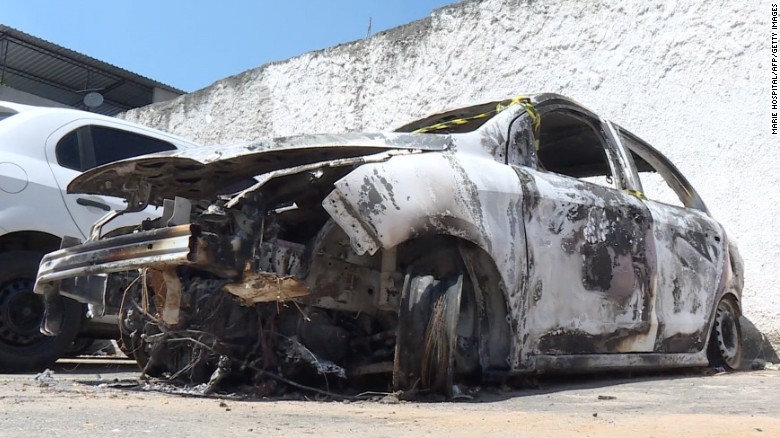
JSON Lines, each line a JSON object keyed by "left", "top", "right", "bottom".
{"left": 623, "top": 189, "right": 646, "bottom": 200}
{"left": 413, "top": 96, "right": 541, "bottom": 150}
{"left": 414, "top": 97, "right": 647, "bottom": 197}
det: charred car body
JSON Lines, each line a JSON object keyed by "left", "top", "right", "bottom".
{"left": 33, "top": 94, "right": 743, "bottom": 396}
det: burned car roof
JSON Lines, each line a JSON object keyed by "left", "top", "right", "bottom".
{"left": 395, "top": 93, "right": 594, "bottom": 134}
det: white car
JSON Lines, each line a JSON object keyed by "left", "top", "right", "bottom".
{"left": 0, "top": 101, "right": 200, "bottom": 371}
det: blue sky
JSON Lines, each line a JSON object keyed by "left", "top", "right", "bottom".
{"left": 2, "top": 0, "right": 456, "bottom": 92}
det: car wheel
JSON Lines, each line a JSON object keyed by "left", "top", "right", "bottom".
{"left": 394, "top": 273, "right": 463, "bottom": 397}
{"left": 707, "top": 297, "right": 742, "bottom": 370}
{"left": 118, "top": 320, "right": 150, "bottom": 370}
{"left": 0, "top": 251, "right": 84, "bottom": 372}
{"left": 118, "top": 284, "right": 154, "bottom": 371}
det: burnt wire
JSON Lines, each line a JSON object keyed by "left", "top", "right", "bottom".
{"left": 118, "top": 274, "right": 143, "bottom": 357}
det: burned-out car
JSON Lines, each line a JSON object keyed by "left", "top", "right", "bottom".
{"left": 33, "top": 94, "right": 743, "bottom": 396}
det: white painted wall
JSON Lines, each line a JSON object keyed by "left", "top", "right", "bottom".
{"left": 122, "top": 0, "right": 777, "bottom": 358}
{"left": 0, "top": 85, "right": 70, "bottom": 108}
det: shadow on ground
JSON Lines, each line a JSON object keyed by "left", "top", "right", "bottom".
{"left": 741, "top": 316, "right": 780, "bottom": 368}
{"left": 60, "top": 317, "right": 779, "bottom": 403}
{"left": 70, "top": 364, "right": 750, "bottom": 404}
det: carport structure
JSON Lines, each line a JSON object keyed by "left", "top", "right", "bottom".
{"left": 0, "top": 24, "right": 182, "bottom": 115}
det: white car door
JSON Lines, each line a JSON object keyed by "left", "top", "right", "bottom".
{"left": 44, "top": 120, "right": 173, "bottom": 239}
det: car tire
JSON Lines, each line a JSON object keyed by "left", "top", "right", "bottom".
{"left": 118, "top": 285, "right": 153, "bottom": 372}
{"left": 0, "top": 251, "right": 84, "bottom": 372}
{"left": 394, "top": 273, "right": 463, "bottom": 397}
{"left": 118, "top": 320, "right": 150, "bottom": 371}
{"left": 707, "top": 297, "right": 742, "bottom": 370}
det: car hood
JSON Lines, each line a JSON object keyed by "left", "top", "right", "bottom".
{"left": 68, "top": 132, "right": 451, "bottom": 205}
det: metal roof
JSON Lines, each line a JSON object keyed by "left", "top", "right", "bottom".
{"left": 0, "top": 25, "right": 184, "bottom": 116}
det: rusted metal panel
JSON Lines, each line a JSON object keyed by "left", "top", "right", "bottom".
{"left": 224, "top": 273, "right": 310, "bottom": 304}
{"left": 35, "top": 224, "right": 198, "bottom": 285}
{"left": 161, "top": 268, "right": 182, "bottom": 326}
{"left": 34, "top": 224, "right": 239, "bottom": 293}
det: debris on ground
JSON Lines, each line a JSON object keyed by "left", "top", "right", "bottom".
{"left": 379, "top": 394, "right": 400, "bottom": 404}
{"left": 33, "top": 369, "right": 55, "bottom": 387}
{"left": 283, "top": 337, "right": 347, "bottom": 379}
{"left": 752, "top": 359, "right": 780, "bottom": 371}
{"left": 451, "top": 384, "right": 474, "bottom": 401}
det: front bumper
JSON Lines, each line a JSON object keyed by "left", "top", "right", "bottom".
{"left": 34, "top": 224, "right": 240, "bottom": 319}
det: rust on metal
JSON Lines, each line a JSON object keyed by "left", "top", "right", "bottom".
{"left": 223, "top": 273, "right": 310, "bottom": 304}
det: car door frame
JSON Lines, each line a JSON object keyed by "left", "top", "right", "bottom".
{"left": 507, "top": 100, "right": 662, "bottom": 362}
{"left": 43, "top": 118, "right": 169, "bottom": 238}
{"left": 505, "top": 100, "right": 712, "bottom": 371}
{"left": 618, "top": 127, "right": 730, "bottom": 355}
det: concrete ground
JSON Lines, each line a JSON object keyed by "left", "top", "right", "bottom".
{"left": 0, "top": 359, "right": 777, "bottom": 437}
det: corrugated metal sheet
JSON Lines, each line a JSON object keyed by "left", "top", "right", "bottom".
{"left": 0, "top": 25, "right": 184, "bottom": 116}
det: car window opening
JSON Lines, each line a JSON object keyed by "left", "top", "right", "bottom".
{"left": 536, "top": 112, "right": 616, "bottom": 188}
{"left": 619, "top": 130, "right": 688, "bottom": 208}
{"left": 55, "top": 125, "right": 177, "bottom": 172}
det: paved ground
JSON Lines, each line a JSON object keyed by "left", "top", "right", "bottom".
{"left": 0, "top": 359, "right": 778, "bottom": 437}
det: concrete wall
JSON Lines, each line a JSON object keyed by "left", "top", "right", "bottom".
{"left": 152, "top": 87, "right": 181, "bottom": 103}
{"left": 122, "top": 0, "right": 777, "bottom": 359}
